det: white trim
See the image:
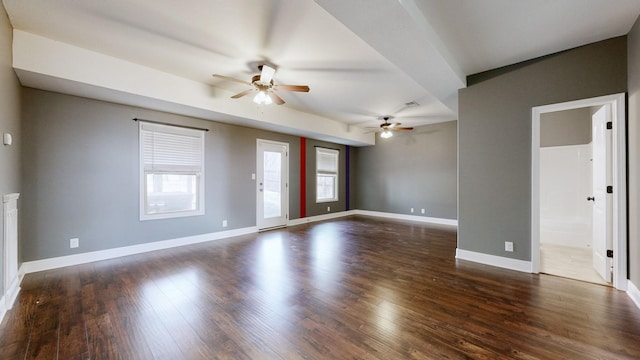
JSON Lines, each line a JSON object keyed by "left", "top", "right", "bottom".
{"left": 19, "top": 210, "right": 456, "bottom": 275}
{"left": 288, "top": 210, "right": 357, "bottom": 226}
{"left": 456, "top": 248, "right": 532, "bottom": 273}
{"left": 2, "top": 193, "right": 20, "bottom": 203}
{"left": 531, "top": 93, "right": 627, "bottom": 290}
{"left": 288, "top": 210, "right": 458, "bottom": 227}
{"left": 355, "top": 210, "right": 458, "bottom": 227}
{"left": 0, "top": 294, "right": 6, "bottom": 325}
{"left": 20, "top": 226, "right": 256, "bottom": 275}
{"left": 627, "top": 280, "right": 640, "bottom": 310}
{"left": 3, "top": 275, "right": 20, "bottom": 309}
{"left": 3, "top": 192, "right": 20, "bottom": 314}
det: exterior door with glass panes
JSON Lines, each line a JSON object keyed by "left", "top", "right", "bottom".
{"left": 256, "top": 139, "right": 289, "bottom": 230}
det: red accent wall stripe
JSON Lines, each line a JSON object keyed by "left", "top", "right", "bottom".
{"left": 300, "top": 137, "right": 306, "bottom": 218}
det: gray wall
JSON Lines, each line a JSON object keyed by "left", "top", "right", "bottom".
{"left": 540, "top": 107, "right": 592, "bottom": 147}
{"left": 0, "top": 3, "right": 21, "bottom": 301}
{"left": 21, "top": 88, "right": 350, "bottom": 261}
{"left": 458, "top": 36, "right": 627, "bottom": 260}
{"left": 629, "top": 15, "right": 640, "bottom": 288}
{"left": 353, "top": 121, "right": 457, "bottom": 219}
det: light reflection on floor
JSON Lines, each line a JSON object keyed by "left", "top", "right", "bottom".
{"left": 252, "top": 232, "right": 295, "bottom": 331}
{"left": 310, "top": 223, "right": 344, "bottom": 294}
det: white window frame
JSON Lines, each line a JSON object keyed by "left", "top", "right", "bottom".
{"left": 139, "top": 122, "right": 205, "bottom": 221}
{"left": 316, "top": 147, "right": 339, "bottom": 203}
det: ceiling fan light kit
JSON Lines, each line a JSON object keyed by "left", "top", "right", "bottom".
{"left": 213, "top": 64, "right": 309, "bottom": 106}
{"left": 253, "top": 90, "right": 272, "bottom": 105}
{"left": 368, "top": 116, "right": 413, "bottom": 139}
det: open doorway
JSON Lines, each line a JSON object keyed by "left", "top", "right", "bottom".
{"left": 531, "top": 93, "right": 627, "bottom": 291}
{"left": 537, "top": 106, "right": 606, "bottom": 285}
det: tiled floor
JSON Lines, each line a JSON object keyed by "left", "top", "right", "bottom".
{"left": 540, "top": 243, "right": 610, "bottom": 286}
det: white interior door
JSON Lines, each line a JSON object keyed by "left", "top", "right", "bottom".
{"left": 591, "top": 105, "right": 612, "bottom": 283}
{"left": 257, "top": 140, "right": 289, "bottom": 230}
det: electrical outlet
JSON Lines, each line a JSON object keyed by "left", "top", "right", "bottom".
{"left": 421, "top": 208, "right": 425, "bottom": 214}
{"left": 222, "top": 220, "right": 227, "bottom": 228}
{"left": 505, "top": 241, "right": 514, "bottom": 252}
{"left": 327, "top": 206, "right": 331, "bottom": 212}
{"left": 410, "top": 208, "right": 414, "bottom": 213}
{"left": 70, "top": 238, "right": 79, "bottom": 248}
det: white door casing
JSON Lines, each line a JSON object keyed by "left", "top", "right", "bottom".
{"left": 256, "top": 139, "right": 289, "bottom": 230}
{"left": 531, "top": 93, "right": 627, "bottom": 291}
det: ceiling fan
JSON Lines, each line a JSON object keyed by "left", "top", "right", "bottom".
{"left": 212, "top": 64, "right": 310, "bottom": 105}
{"left": 369, "top": 116, "right": 414, "bottom": 138}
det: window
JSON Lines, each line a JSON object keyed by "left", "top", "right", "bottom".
{"left": 139, "top": 122, "right": 205, "bottom": 220}
{"left": 316, "top": 147, "right": 339, "bottom": 202}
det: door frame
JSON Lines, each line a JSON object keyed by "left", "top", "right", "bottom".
{"left": 256, "top": 139, "right": 289, "bottom": 230}
{"left": 531, "top": 93, "right": 627, "bottom": 290}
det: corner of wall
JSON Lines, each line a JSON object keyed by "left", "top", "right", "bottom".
{"left": 627, "top": 280, "right": 640, "bottom": 310}
{"left": 626, "top": 12, "right": 640, "bottom": 296}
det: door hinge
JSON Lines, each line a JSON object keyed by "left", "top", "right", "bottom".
{"left": 606, "top": 121, "right": 612, "bottom": 130}
{"left": 607, "top": 250, "right": 613, "bottom": 258}
{"left": 607, "top": 186, "right": 613, "bottom": 194}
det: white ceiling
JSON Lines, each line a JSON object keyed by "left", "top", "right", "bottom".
{"left": 3, "top": 0, "right": 640, "bottom": 145}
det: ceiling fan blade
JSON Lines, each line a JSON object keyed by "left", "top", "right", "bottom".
{"left": 260, "top": 65, "right": 276, "bottom": 84}
{"left": 212, "top": 74, "right": 251, "bottom": 85}
{"left": 274, "top": 84, "right": 310, "bottom": 92}
{"left": 393, "top": 127, "right": 414, "bottom": 131}
{"left": 231, "top": 89, "right": 255, "bottom": 99}
{"left": 270, "top": 92, "right": 285, "bottom": 105}
{"left": 389, "top": 122, "right": 402, "bottom": 128}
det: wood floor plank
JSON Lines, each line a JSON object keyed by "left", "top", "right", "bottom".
{"left": 0, "top": 271, "right": 45, "bottom": 359}
{"left": 57, "top": 265, "right": 91, "bottom": 360}
{"left": 79, "top": 262, "right": 123, "bottom": 359}
{"left": 1, "top": 215, "right": 639, "bottom": 359}
{"left": 24, "top": 268, "right": 66, "bottom": 359}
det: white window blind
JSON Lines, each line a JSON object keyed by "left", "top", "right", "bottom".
{"left": 317, "top": 149, "right": 338, "bottom": 174}
{"left": 142, "top": 124, "right": 203, "bottom": 171}
{"left": 139, "top": 122, "right": 205, "bottom": 220}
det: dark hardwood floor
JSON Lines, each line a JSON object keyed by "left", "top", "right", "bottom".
{"left": 1, "top": 215, "right": 639, "bottom": 359}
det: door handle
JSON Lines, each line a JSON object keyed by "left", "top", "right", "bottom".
{"left": 587, "top": 196, "right": 595, "bottom": 202}
{"left": 259, "top": 182, "right": 263, "bottom": 192}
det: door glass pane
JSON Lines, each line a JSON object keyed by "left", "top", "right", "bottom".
{"left": 263, "top": 151, "right": 282, "bottom": 218}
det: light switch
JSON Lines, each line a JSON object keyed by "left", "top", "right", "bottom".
{"left": 3, "top": 133, "right": 12, "bottom": 146}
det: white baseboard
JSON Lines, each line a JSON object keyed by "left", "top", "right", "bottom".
{"left": 288, "top": 210, "right": 458, "bottom": 228}
{"left": 288, "top": 210, "right": 357, "bottom": 226}
{"left": 21, "top": 226, "right": 257, "bottom": 275}
{"left": 628, "top": 280, "right": 640, "bottom": 310}
{"left": 456, "top": 248, "right": 532, "bottom": 273}
{"left": 0, "top": 294, "right": 6, "bottom": 326}
{"left": 355, "top": 210, "right": 458, "bottom": 227}
{"left": 20, "top": 210, "right": 456, "bottom": 276}
{"left": 0, "top": 272, "right": 21, "bottom": 326}
{"left": 4, "top": 275, "right": 20, "bottom": 309}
